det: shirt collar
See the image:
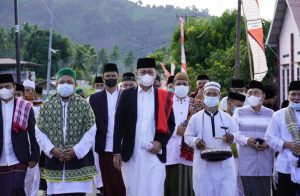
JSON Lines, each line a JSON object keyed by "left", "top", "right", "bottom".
{"left": 106, "top": 87, "right": 119, "bottom": 95}
{"left": 248, "top": 105, "right": 263, "bottom": 113}
{"left": 1, "top": 98, "right": 14, "bottom": 105}
{"left": 175, "top": 96, "right": 189, "bottom": 103}
{"left": 138, "top": 85, "right": 154, "bottom": 93}
{"left": 204, "top": 109, "right": 219, "bottom": 117}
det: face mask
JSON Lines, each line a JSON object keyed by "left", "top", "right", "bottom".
{"left": 289, "top": 101, "right": 300, "bottom": 111}
{"left": 247, "top": 95, "right": 262, "bottom": 107}
{"left": 0, "top": 88, "right": 13, "bottom": 100}
{"left": 96, "top": 89, "right": 104, "bottom": 93}
{"left": 138, "top": 74, "right": 155, "bottom": 87}
{"left": 264, "top": 103, "right": 273, "bottom": 109}
{"left": 175, "top": 85, "right": 189, "bottom": 99}
{"left": 232, "top": 106, "right": 238, "bottom": 114}
{"left": 204, "top": 96, "right": 219, "bottom": 108}
{"left": 57, "top": 83, "right": 74, "bottom": 97}
{"left": 105, "top": 79, "right": 117, "bottom": 88}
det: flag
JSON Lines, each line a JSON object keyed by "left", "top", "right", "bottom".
{"left": 159, "top": 63, "right": 171, "bottom": 78}
{"left": 242, "top": 0, "right": 268, "bottom": 81}
{"left": 180, "top": 17, "right": 187, "bottom": 73}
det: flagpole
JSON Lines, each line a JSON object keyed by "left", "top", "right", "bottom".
{"left": 241, "top": 3, "right": 254, "bottom": 80}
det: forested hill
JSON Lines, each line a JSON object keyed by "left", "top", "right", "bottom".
{"left": 0, "top": 0, "right": 209, "bottom": 56}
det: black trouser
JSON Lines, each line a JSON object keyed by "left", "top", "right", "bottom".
{"left": 278, "top": 172, "right": 298, "bottom": 196}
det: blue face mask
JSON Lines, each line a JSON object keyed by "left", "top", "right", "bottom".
{"left": 289, "top": 101, "right": 300, "bottom": 111}
{"left": 204, "top": 96, "right": 219, "bottom": 108}
{"left": 57, "top": 83, "right": 74, "bottom": 97}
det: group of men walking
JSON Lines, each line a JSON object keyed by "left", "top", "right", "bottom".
{"left": 0, "top": 56, "right": 300, "bottom": 196}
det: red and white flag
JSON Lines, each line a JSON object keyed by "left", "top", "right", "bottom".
{"left": 242, "top": 0, "right": 268, "bottom": 81}
{"left": 180, "top": 17, "right": 187, "bottom": 73}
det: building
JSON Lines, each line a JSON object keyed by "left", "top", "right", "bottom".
{"left": 266, "top": 0, "right": 300, "bottom": 104}
{"left": 0, "top": 58, "right": 41, "bottom": 82}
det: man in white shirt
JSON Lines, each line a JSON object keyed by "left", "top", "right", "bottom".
{"left": 22, "top": 79, "right": 41, "bottom": 196}
{"left": 165, "top": 72, "right": 194, "bottom": 196}
{"left": 23, "top": 79, "right": 36, "bottom": 102}
{"left": 36, "top": 68, "right": 98, "bottom": 195}
{"left": 0, "top": 73, "right": 39, "bottom": 196}
{"left": 265, "top": 81, "right": 300, "bottom": 196}
{"left": 89, "top": 63, "right": 125, "bottom": 196}
{"left": 185, "top": 81, "right": 238, "bottom": 196}
{"left": 113, "top": 57, "right": 176, "bottom": 196}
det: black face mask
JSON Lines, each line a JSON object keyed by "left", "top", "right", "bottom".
{"left": 105, "top": 78, "right": 117, "bottom": 88}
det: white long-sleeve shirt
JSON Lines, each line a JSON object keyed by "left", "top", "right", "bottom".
{"left": 0, "top": 99, "right": 19, "bottom": 166}
{"left": 265, "top": 108, "right": 300, "bottom": 174}
{"left": 184, "top": 110, "right": 238, "bottom": 196}
{"left": 105, "top": 88, "right": 120, "bottom": 152}
{"left": 36, "top": 100, "right": 97, "bottom": 194}
{"left": 166, "top": 96, "right": 192, "bottom": 166}
{"left": 233, "top": 105, "right": 274, "bottom": 176}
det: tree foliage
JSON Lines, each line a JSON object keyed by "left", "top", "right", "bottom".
{"left": 165, "top": 10, "right": 276, "bottom": 92}
{"left": 0, "top": 23, "right": 137, "bottom": 81}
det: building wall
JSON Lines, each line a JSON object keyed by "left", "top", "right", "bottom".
{"left": 279, "top": 8, "right": 300, "bottom": 103}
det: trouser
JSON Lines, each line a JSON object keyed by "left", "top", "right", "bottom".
{"left": 0, "top": 163, "right": 28, "bottom": 196}
{"left": 241, "top": 176, "right": 271, "bottom": 196}
{"left": 164, "top": 164, "right": 194, "bottom": 196}
{"left": 277, "top": 172, "right": 299, "bottom": 196}
{"left": 99, "top": 152, "right": 125, "bottom": 196}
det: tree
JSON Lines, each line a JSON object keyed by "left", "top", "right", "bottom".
{"left": 168, "top": 10, "right": 275, "bottom": 91}
{"left": 109, "top": 45, "right": 121, "bottom": 63}
{"left": 123, "top": 51, "right": 134, "bottom": 72}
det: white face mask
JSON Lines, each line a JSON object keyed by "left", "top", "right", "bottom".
{"left": 57, "top": 83, "right": 74, "bottom": 97}
{"left": 138, "top": 74, "right": 155, "bottom": 87}
{"left": 96, "top": 89, "right": 104, "bottom": 93}
{"left": 174, "top": 85, "right": 189, "bottom": 99}
{"left": 203, "top": 96, "right": 219, "bottom": 108}
{"left": 289, "top": 101, "right": 300, "bottom": 111}
{"left": 0, "top": 88, "right": 14, "bottom": 100}
{"left": 247, "top": 95, "right": 262, "bottom": 107}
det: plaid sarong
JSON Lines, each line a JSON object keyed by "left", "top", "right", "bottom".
{"left": 12, "top": 98, "right": 32, "bottom": 133}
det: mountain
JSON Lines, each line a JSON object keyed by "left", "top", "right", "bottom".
{"left": 0, "top": 0, "right": 209, "bottom": 56}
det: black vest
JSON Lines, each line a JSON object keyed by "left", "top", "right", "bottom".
{"left": 113, "top": 87, "right": 175, "bottom": 163}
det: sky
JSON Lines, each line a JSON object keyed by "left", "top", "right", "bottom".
{"left": 129, "top": 0, "right": 277, "bottom": 20}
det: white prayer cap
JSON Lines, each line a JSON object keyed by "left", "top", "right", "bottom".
{"left": 23, "top": 80, "right": 35, "bottom": 89}
{"left": 204, "top": 81, "right": 221, "bottom": 92}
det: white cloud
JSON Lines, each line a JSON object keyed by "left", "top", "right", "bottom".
{"left": 129, "top": 0, "right": 276, "bottom": 19}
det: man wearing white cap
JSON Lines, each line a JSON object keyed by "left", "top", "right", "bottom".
{"left": 23, "top": 79, "right": 41, "bottom": 196}
{"left": 23, "top": 79, "right": 36, "bottom": 102}
{"left": 184, "top": 81, "right": 239, "bottom": 196}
